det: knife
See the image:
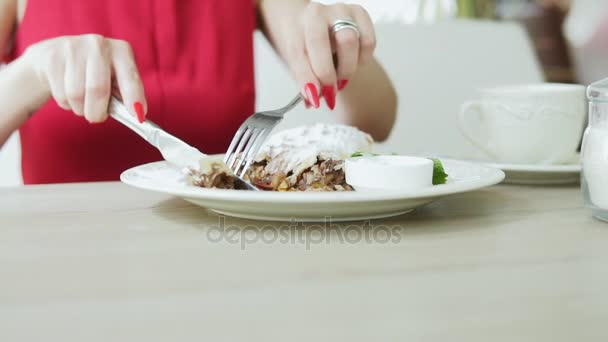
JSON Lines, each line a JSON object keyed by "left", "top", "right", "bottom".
{"left": 108, "top": 97, "right": 258, "bottom": 191}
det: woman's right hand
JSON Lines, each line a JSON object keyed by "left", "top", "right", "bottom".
{"left": 22, "top": 34, "right": 147, "bottom": 123}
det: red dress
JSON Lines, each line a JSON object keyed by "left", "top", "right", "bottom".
{"left": 8, "top": 0, "right": 256, "bottom": 184}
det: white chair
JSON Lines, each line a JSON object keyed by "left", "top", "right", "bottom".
{"left": 564, "top": 0, "right": 608, "bottom": 85}
{"left": 255, "top": 19, "right": 543, "bottom": 159}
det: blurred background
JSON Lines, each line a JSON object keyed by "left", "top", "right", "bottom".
{"left": 320, "top": 0, "right": 603, "bottom": 85}
{"left": 1, "top": 0, "right": 606, "bottom": 186}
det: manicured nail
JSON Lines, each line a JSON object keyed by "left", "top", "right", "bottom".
{"left": 322, "top": 85, "right": 336, "bottom": 110}
{"left": 304, "top": 98, "right": 312, "bottom": 109}
{"left": 338, "top": 79, "right": 349, "bottom": 91}
{"left": 134, "top": 102, "right": 145, "bottom": 123}
{"left": 304, "top": 83, "right": 320, "bottom": 108}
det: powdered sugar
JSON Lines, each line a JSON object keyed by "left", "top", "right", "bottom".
{"left": 255, "top": 124, "right": 374, "bottom": 176}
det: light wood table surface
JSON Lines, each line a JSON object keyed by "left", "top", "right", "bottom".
{"left": 1, "top": 182, "right": 608, "bottom": 341}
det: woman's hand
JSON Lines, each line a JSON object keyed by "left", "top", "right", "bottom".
{"left": 22, "top": 34, "right": 147, "bottom": 123}
{"left": 258, "top": 1, "right": 396, "bottom": 141}
{"left": 261, "top": 2, "right": 376, "bottom": 110}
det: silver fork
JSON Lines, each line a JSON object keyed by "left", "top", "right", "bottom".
{"left": 224, "top": 93, "right": 303, "bottom": 178}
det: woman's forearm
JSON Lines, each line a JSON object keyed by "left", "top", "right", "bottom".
{"left": 335, "top": 58, "right": 397, "bottom": 141}
{"left": 0, "top": 55, "right": 49, "bottom": 146}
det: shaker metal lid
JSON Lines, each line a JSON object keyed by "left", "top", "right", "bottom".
{"left": 588, "top": 78, "right": 608, "bottom": 101}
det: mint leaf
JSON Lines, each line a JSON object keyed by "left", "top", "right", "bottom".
{"left": 350, "top": 151, "right": 379, "bottom": 157}
{"left": 430, "top": 158, "right": 448, "bottom": 185}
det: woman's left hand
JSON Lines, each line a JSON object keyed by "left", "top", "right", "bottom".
{"left": 268, "top": 2, "right": 376, "bottom": 110}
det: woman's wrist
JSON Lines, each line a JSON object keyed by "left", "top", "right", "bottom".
{"left": 0, "top": 52, "right": 51, "bottom": 144}
{"left": 18, "top": 48, "right": 52, "bottom": 108}
{"left": 10, "top": 53, "right": 51, "bottom": 115}
{"left": 256, "top": 0, "right": 309, "bottom": 44}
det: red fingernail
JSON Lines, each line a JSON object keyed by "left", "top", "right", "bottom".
{"left": 304, "top": 83, "right": 320, "bottom": 108}
{"left": 304, "top": 98, "right": 312, "bottom": 109}
{"left": 134, "top": 102, "right": 145, "bottom": 123}
{"left": 338, "top": 79, "right": 349, "bottom": 91}
{"left": 322, "top": 85, "right": 336, "bottom": 110}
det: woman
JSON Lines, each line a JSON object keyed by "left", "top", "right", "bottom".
{"left": 0, "top": 0, "right": 397, "bottom": 184}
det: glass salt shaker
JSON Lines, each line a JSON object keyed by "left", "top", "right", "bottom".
{"left": 582, "top": 78, "right": 608, "bottom": 221}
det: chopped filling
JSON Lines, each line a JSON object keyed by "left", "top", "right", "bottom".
{"left": 245, "top": 158, "right": 352, "bottom": 192}
{"left": 187, "top": 124, "right": 373, "bottom": 192}
{"left": 187, "top": 161, "right": 235, "bottom": 189}
{"left": 187, "top": 158, "right": 352, "bottom": 192}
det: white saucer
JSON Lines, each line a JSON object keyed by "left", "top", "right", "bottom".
{"left": 120, "top": 159, "right": 505, "bottom": 222}
{"left": 482, "top": 160, "right": 581, "bottom": 185}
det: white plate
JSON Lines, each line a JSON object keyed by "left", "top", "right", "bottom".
{"left": 482, "top": 162, "right": 581, "bottom": 185}
{"left": 120, "top": 159, "right": 505, "bottom": 222}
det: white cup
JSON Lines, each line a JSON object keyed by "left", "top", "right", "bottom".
{"left": 458, "top": 83, "right": 586, "bottom": 164}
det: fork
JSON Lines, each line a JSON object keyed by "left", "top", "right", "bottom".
{"left": 224, "top": 93, "right": 303, "bottom": 178}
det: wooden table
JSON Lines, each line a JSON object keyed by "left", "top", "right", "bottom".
{"left": 2, "top": 182, "right": 608, "bottom": 341}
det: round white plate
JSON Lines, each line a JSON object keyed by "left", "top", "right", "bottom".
{"left": 120, "top": 159, "right": 505, "bottom": 222}
{"left": 482, "top": 162, "right": 580, "bottom": 185}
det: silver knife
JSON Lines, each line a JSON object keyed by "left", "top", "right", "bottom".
{"left": 109, "top": 97, "right": 258, "bottom": 191}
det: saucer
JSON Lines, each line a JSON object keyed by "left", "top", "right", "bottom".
{"left": 482, "top": 157, "right": 580, "bottom": 185}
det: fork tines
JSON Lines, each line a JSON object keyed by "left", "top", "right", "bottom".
{"left": 224, "top": 125, "right": 270, "bottom": 178}
{"left": 224, "top": 93, "right": 303, "bottom": 178}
